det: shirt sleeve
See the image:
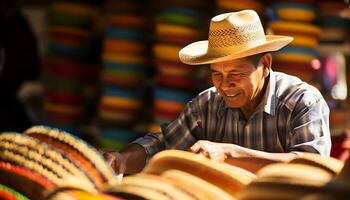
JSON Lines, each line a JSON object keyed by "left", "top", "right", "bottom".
{"left": 288, "top": 95, "right": 331, "bottom": 156}
{"left": 131, "top": 96, "right": 203, "bottom": 161}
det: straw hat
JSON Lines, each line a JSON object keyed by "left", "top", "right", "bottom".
{"left": 179, "top": 10, "right": 293, "bottom": 65}
{"left": 143, "top": 149, "right": 255, "bottom": 198}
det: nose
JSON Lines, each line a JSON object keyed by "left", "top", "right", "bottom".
{"left": 220, "top": 76, "right": 234, "bottom": 91}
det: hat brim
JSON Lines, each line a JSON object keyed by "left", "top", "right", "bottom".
{"left": 179, "top": 35, "right": 294, "bottom": 65}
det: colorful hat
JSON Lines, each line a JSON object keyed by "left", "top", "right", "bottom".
{"left": 0, "top": 133, "right": 97, "bottom": 196}
{"left": 24, "top": 126, "right": 118, "bottom": 189}
{"left": 155, "top": 74, "right": 196, "bottom": 89}
{"left": 103, "top": 38, "right": 146, "bottom": 54}
{"left": 159, "top": 12, "right": 201, "bottom": 27}
{"left": 217, "top": 0, "right": 264, "bottom": 14}
{"left": 155, "top": 60, "right": 194, "bottom": 77}
{"left": 153, "top": 44, "right": 183, "bottom": 62}
{"left": 106, "top": 14, "right": 147, "bottom": 29}
{"left": 272, "top": 2, "right": 317, "bottom": 22}
{"left": 0, "top": 183, "right": 30, "bottom": 200}
{"left": 46, "top": 188, "right": 125, "bottom": 200}
{"left": 153, "top": 87, "right": 194, "bottom": 103}
{"left": 0, "top": 162, "right": 55, "bottom": 199}
{"left": 269, "top": 21, "right": 321, "bottom": 37}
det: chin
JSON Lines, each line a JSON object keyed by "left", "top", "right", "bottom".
{"left": 227, "top": 103, "right": 243, "bottom": 108}
{"left": 225, "top": 99, "right": 245, "bottom": 108}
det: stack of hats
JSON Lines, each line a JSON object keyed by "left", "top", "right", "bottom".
{"left": 152, "top": 1, "right": 212, "bottom": 128}
{"left": 317, "top": 0, "right": 350, "bottom": 55}
{"left": 216, "top": 0, "right": 264, "bottom": 15}
{"left": 107, "top": 149, "right": 255, "bottom": 199}
{"left": 153, "top": 87, "right": 196, "bottom": 125}
{"left": 43, "top": 1, "right": 100, "bottom": 133}
{"left": 238, "top": 152, "right": 345, "bottom": 200}
{"left": 97, "top": 0, "right": 149, "bottom": 150}
{"left": 1, "top": 126, "right": 258, "bottom": 200}
{"left": 268, "top": 0, "right": 322, "bottom": 87}
{"left": 316, "top": 0, "right": 350, "bottom": 131}
{"left": 2, "top": 125, "right": 350, "bottom": 200}
{"left": 47, "top": 150, "right": 349, "bottom": 200}
{"left": 45, "top": 149, "right": 256, "bottom": 200}
{"left": 0, "top": 126, "right": 118, "bottom": 199}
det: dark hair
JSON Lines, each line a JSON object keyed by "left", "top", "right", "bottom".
{"left": 246, "top": 53, "right": 267, "bottom": 67}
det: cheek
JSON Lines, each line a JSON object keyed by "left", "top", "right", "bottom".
{"left": 237, "top": 79, "right": 256, "bottom": 98}
{"left": 211, "top": 77, "right": 221, "bottom": 88}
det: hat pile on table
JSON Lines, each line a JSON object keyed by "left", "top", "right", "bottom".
{"left": 2, "top": 125, "right": 350, "bottom": 200}
{"left": 97, "top": 0, "right": 150, "bottom": 150}
{"left": 43, "top": 1, "right": 100, "bottom": 134}
{"left": 239, "top": 152, "right": 346, "bottom": 200}
{"left": 0, "top": 126, "right": 118, "bottom": 199}
{"left": 268, "top": 0, "right": 322, "bottom": 87}
{"left": 0, "top": 126, "right": 255, "bottom": 200}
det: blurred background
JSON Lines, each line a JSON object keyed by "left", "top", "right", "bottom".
{"left": 1, "top": 0, "right": 349, "bottom": 159}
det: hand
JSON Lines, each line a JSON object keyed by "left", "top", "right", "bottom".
{"left": 190, "top": 140, "right": 229, "bottom": 162}
{"left": 98, "top": 149, "right": 126, "bottom": 175}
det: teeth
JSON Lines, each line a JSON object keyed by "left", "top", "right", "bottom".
{"left": 226, "top": 93, "right": 238, "bottom": 97}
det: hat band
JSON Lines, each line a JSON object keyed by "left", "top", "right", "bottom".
{"left": 208, "top": 37, "right": 266, "bottom": 56}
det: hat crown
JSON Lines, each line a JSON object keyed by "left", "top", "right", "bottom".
{"left": 208, "top": 10, "right": 266, "bottom": 55}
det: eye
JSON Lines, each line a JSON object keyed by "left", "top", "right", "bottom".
{"left": 211, "top": 73, "right": 222, "bottom": 82}
{"left": 212, "top": 72, "right": 222, "bottom": 77}
{"left": 228, "top": 73, "right": 242, "bottom": 81}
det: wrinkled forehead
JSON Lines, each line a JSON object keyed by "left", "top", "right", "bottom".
{"left": 210, "top": 57, "right": 253, "bottom": 71}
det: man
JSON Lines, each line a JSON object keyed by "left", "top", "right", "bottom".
{"left": 102, "top": 10, "right": 331, "bottom": 174}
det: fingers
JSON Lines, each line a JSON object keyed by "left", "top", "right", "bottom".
{"left": 104, "top": 152, "right": 115, "bottom": 165}
{"left": 116, "top": 154, "right": 126, "bottom": 175}
{"left": 190, "top": 141, "right": 211, "bottom": 158}
{"left": 110, "top": 152, "right": 126, "bottom": 174}
{"left": 190, "top": 141, "right": 202, "bottom": 153}
{"left": 99, "top": 149, "right": 125, "bottom": 174}
{"left": 198, "top": 149, "right": 225, "bottom": 162}
{"left": 189, "top": 141, "right": 227, "bottom": 162}
{"left": 209, "top": 151, "right": 226, "bottom": 162}
{"left": 197, "top": 149, "right": 210, "bottom": 158}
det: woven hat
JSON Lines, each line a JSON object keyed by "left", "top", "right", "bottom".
{"left": 179, "top": 10, "right": 293, "bottom": 65}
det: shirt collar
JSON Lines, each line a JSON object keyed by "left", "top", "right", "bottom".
{"left": 262, "top": 69, "right": 276, "bottom": 116}
{"left": 217, "top": 69, "right": 276, "bottom": 117}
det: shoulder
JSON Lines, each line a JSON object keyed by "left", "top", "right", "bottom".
{"left": 197, "top": 87, "right": 219, "bottom": 98}
{"left": 273, "top": 72, "right": 327, "bottom": 110}
{"left": 190, "top": 87, "right": 225, "bottom": 109}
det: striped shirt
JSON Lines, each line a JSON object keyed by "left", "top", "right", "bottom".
{"left": 133, "top": 70, "right": 331, "bottom": 160}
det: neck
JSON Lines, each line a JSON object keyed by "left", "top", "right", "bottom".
{"left": 240, "top": 76, "right": 269, "bottom": 120}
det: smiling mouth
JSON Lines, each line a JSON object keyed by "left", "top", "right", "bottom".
{"left": 226, "top": 93, "right": 239, "bottom": 97}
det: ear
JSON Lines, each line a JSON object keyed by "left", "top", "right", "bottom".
{"left": 260, "top": 53, "right": 272, "bottom": 78}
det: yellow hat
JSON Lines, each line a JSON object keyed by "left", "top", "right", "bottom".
{"left": 179, "top": 10, "right": 293, "bottom": 65}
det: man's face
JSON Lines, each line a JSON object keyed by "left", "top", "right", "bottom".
{"left": 210, "top": 57, "right": 265, "bottom": 109}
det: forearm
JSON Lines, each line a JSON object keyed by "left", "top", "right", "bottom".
{"left": 119, "top": 143, "right": 147, "bottom": 174}
{"left": 224, "top": 144, "right": 298, "bottom": 162}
